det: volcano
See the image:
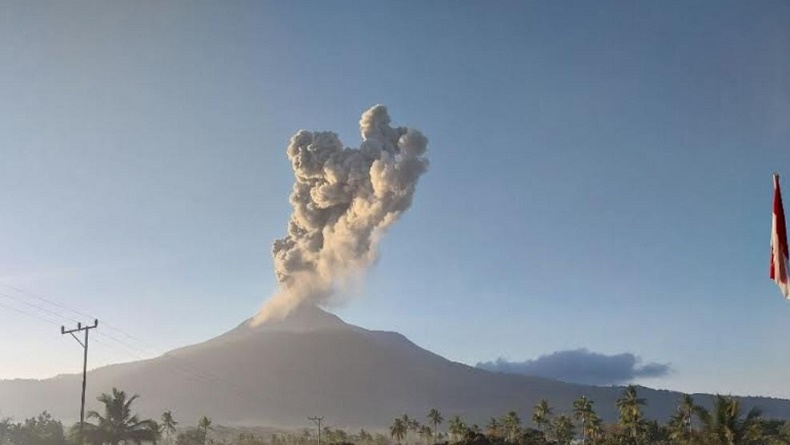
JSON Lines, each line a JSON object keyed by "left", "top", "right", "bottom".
{"left": 2, "top": 307, "right": 790, "bottom": 428}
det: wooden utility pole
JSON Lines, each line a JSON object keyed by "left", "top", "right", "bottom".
{"left": 61, "top": 319, "right": 98, "bottom": 444}
{"left": 309, "top": 416, "right": 324, "bottom": 445}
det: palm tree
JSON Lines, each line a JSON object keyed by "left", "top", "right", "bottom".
{"left": 679, "top": 394, "right": 696, "bottom": 430}
{"left": 668, "top": 394, "right": 698, "bottom": 444}
{"left": 616, "top": 385, "right": 647, "bottom": 444}
{"left": 84, "top": 387, "right": 159, "bottom": 445}
{"left": 160, "top": 411, "right": 177, "bottom": 445}
{"left": 532, "top": 399, "right": 553, "bottom": 433}
{"left": 358, "top": 428, "right": 373, "bottom": 445}
{"left": 0, "top": 418, "right": 10, "bottom": 444}
{"left": 418, "top": 425, "right": 433, "bottom": 444}
{"left": 586, "top": 413, "right": 604, "bottom": 445}
{"left": 573, "top": 396, "right": 596, "bottom": 445}
{"left": 696, "top": 395, "right": 762, "bottom": 445}
{"left": 500, "top": 411, "right": 521, "bottom": 443}
{"left": 398, "top": 414, "right": 419, "bottom": 444}
{"left": 485, "top": 418, "right": 501, "bottom": 439}
{"left": 390, "top": 418, "right": 407, "bottom": 444}
{"left": 198, "top": 416, "right": 212, "bottom": 445}
{"left": 447, "top": 416, "right": 466, "bottom": 443}
{"left": 551, "top": 415, "right": 575, "bottom": 445}
{"left": 427, "top": 409, "right": 443, "bottom": 444}
{"left": 406, "top": 415, "right": 420, "bottom": 444}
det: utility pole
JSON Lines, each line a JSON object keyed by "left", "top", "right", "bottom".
{"left": 308, "top": 416, "right": 324, "bottom": 445}
{"left": 61, "top": 319, "right": 98, "bottom": 445}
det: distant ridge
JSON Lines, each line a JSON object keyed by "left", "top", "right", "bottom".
{"left": 2, "top": 306, "right": 790, "bottom": 428}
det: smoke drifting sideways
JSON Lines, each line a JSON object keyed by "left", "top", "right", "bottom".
{"left": 251, "top": 105, "right": 429, "bottom": 326}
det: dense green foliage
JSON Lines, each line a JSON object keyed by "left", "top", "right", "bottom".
{"left": 7, "top": 385, "right": 790, "bottom": 445}
{"left": 82, "top": 388, "right": 160, "bottom": 445}
{"left": 0, "top": 412, "right": 67, "bottom": 445}
{"left": 383, "top": 387, "right": 790, "bottom": 445}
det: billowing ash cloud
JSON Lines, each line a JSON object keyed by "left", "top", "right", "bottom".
{"left": 476, "top": 349, "right": 671, "bottom": 386}
{"left": 252, "top": 105, "right": 429, "bottom": 325}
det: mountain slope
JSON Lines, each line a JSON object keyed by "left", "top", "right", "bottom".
{"left": 2, "top": 307, "right": 790, "bottom": 428}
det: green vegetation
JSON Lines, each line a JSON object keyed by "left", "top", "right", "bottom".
{"left": 532, "top": 400, "right": 552, "bottom": 435}
{"left": 7, "top": 385, "right": 790, "bottom": 445}
{"left": 82, "top": 388, "right": 159, "bottom": 445}
{"left": 383, "top": 387, "right": 790, "bottom": 445}
{"left": 0, "top": 411, "right": 67, "bottom": 445}
{"left": 428, "top": 410, "right": 444, "bottom": 444}
{"left": 161, "top": 411, "right": 178, "bottom": 445}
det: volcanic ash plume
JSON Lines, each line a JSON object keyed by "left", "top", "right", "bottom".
{"left": 251, "top": 105, "right": 429, "bottom": 325}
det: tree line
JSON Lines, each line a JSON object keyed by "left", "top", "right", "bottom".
{"left": 0, "top": 388, "right": 211, "bottom": 445}
{"left": 389, "top": 386, "right": 789, "bottom": 445}
{"left": 3, "top": 385, "right": 790, "bottom": 445}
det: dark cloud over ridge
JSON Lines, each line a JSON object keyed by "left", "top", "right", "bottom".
{"left": 476, "top": 348, "right": 670, "bottom": 386}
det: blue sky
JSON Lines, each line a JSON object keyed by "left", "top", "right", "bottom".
{"left": 1, "top": 0, "right": 789, "bottom": 398}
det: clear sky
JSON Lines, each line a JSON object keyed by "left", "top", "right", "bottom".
{"left": 1, "top": 0, "right": 789, "bottom": 398}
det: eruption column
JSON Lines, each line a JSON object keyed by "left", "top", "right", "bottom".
{"left": 252, "top": 105, "right": 429, "bottom": 325}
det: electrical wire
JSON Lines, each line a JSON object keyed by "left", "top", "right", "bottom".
{"left": 0, "top": 283, "right": 270, "bottom": 406}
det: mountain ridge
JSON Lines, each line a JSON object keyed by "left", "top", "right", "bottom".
{"left": 2, "top": 307, "right": 789, "bottom": 428}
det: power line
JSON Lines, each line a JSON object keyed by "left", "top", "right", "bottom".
{"left": 0, "top": 290, "right": 164, "bottom": 360}
{"left": 0, "top": 286, "right": 172, "bottom": 358}
{"left": 0, "top": 298, "right": 116, "bottom": 351}
{"left": 0, "top": 283, "right": 93, "bottom": 320}
{"left": 0, "top": 283, "right": 273, "bottom": 408}
{"left": 0, "top": 291, "right": 82, "bottom": 324}
{"left": 0, "top": 283, "right": 148, "bottom": 345}
{"left": 0, "top": 283, "right": 274, "bottom": 408}
{"left": 0, "top": 290, "right": 145, "bottom": 353}
{"left": 0, "top": 299, "right": 62, "bottom": 326}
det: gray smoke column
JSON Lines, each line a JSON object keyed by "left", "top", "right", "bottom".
{"left": 252, "top": 105, "right": 429, "bottom": 325}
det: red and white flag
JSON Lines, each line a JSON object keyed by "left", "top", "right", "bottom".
{"left": 770, "top": 173, "right": 789, "bottom": 298}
